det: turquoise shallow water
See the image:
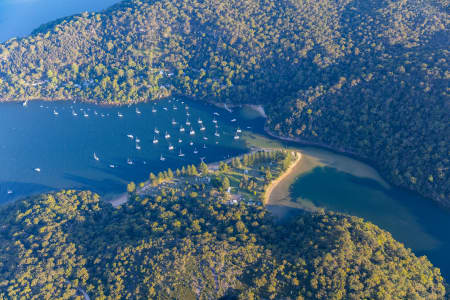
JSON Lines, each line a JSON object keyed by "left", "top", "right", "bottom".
{"left": 289, "top": 164, "right": 450, "bottom": 279}
{"left": 0, "top": 99, "right": 254, "bottom": 202}
{"left": 1, "top": 0, "right": 448, "bottom": 282}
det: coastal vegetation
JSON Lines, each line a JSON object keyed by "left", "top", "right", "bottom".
{"left": 0, "top": 0, "right": 447, "bottom": 209}
{"left": 0, "top": 150, "right": 446, "bottom": 299}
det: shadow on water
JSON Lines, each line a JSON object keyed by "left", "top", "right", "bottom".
{"left": 290, "top": 166, "right": 450, "bottom": 279}
{"left": 63, "top": 173, "right": 126, "bottom": 195}
{"left": 0, "top": 181, "right": 55, "bottom": 204}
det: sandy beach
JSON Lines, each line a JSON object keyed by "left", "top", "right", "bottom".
{"left": 263, "top": 151, "right": 302, "bottom": 205}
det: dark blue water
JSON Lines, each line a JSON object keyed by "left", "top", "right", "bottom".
{"left": 0, "top": 99, "right": 254, "bottom": 202}
{"left": 0, "top": 0, "right": 119, "bottom": 42}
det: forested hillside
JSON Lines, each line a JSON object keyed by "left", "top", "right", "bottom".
{"left": 0, "top": 0, "right": 448, "bottom": 206}
{"left": 0, "top": 188, "right": 446, "bottom": 298}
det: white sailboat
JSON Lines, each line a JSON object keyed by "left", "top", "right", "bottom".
{"left": 178, "top": 139, "right": 182, "bottom": 143}
{"left": 136, "top": 108, "right": 142, "bottom": 114}
{"left": 214, "top": 131, "right": 220, "bottom": 137}
{"left": 154, "top": 128, "right": 160, "bottom": 134}
{"left": 178, "top": 149, "right": 185, "bottom": 157}
{"left": 94, "top": 111, "right": 98, "bottom": 116}
{"left": 200, "top": 125, "right": 206, "bottom": 131}
{"left": 72, "top": 110, "right": 78, "bottom": 116}
{"left": 213, "top": 112, "right": 219, "bottom": 116}
{"left": 109, "top": 164, "right": 116, "bottom": 168}
{"left": 234, "top": 134, "right": 240, "bottom": 140}
{"left": 53, "top": 110, "right": 59, "bottom": 115}
{"left": 171, "top": 118, "right": 177, "bottom": 125}
{"left": 179, "top": 126, "right": 185, "bottom": 132}
{"left": 203, "top": 136, "right": 208, "bottom": 140}
{"left": 173, "top": 105, "right": 178, "bottom": 110}
{"left": 236, "top": 128, "right": 242, "bottom": 133}
{"left": 136, "top": 144, "right": 141, "bottom": 150}
{"left": 193, "top": 148, "right": 198, "bottom": 154}
{"left": 160, "top": 154, "right": 166, "bottom": 161}
{"left": 23, "top": 100, "right": 28, "bottom": 107}
{"left": 152, "top": 107, "right": 157, "bottom": 113}
{"left": 163, "top": 107, "right": 168, "bottom": 111}
{"left": 168, "top": 144, "right": 174, "bottom": 150}
{"left": 189, "top": 141, "right": 194, "bottom": 146}
{"left": 153, "top": 136, "right": 159, "bottom": 144}
{"left": 190, "top": 128, "right": 195, "bottom": 135}
{"left": 231, "top": 118, "right": 236, "bottom": 122}
{"left": 84, "top": 111, "right": 89, "bottom": 118}
{"left": 118, "top": 112, "right": 123, "bottom": 117}
{"left": 198, "top": 118, "right": 203, "bottom": 124}
{"left": 136, "top": 138, "right": 141, "bottom": 143}
{"left": 127, "top": 134, "right": 134, "bottom": 139}
{"left": 165, "top": 132, "right": 171, "bottom": 139}
{"left": 186, "top": 119, "right": 191, "bottom": 126}
{"left": 127, "top": 158, "right": 133, "bottom": 165}
{"left": 212, "top": 118, "right": 217, "bottom": 124}
{"left": 93, "top": 153, "right": 99, "bottom": 161}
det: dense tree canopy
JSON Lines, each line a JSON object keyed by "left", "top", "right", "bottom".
{"left": 0, "top": 0, "right": 447, "bottom": 208}
{"left": 0, "top": 152, "right": 446, "bottom": 299}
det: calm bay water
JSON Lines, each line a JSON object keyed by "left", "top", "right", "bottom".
{"left": 287, "top": 150, "right": 450, "bottom": 279}
{"left": 1, "top": 0, "right": 448, "bottom": 282}
{"left": 0, "top": 0, "right": 119, "bottom": 42}
{"left": 0, "top": 99, "right": 253, "bottom": 203}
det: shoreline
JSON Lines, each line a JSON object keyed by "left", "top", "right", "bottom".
{"left": 263, "top": 151, "right": 302, "bottom": 206}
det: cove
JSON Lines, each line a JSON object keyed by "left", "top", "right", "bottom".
{"left": 0, "top": 99, "right": 255, "bottom": 203}
{"left": 253, "top": 132, "right": 450, "bottom": 280}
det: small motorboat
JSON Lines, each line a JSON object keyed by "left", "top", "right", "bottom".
{"left": 231, "top": 118, "right": 236, "bottom": 122}
{"left": 154, "top": 128, "right": 160, "bottom": 134}
{"left": 34, "top": 168, "right": 41, "bottom": 172}
{"left": 127, "top": 134, "right": 134, "bottom": 139}
{"left": 236, "top": 128, "right": 242, "bottom": 133}
{"left": 234, "top": 134, "right": 240, "bottom": 140}
{"left": 93, "top": 153, "right": 99, "bottom": 161}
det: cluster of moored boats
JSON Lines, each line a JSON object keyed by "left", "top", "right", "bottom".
{"left": 27, "top": 98, "right": 243, "bottom": 174}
